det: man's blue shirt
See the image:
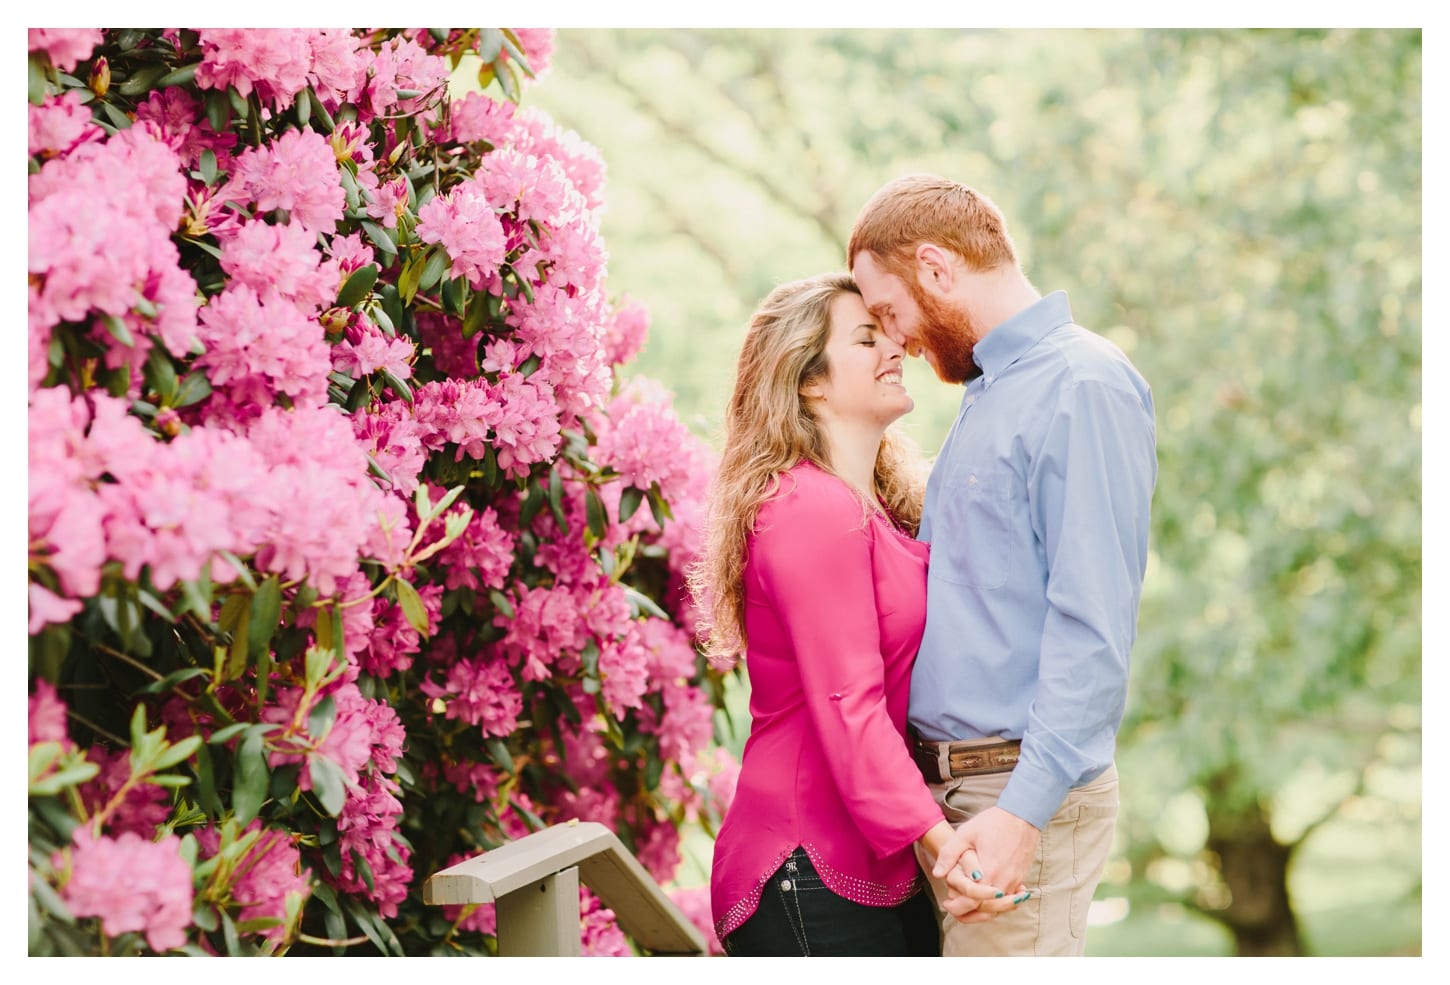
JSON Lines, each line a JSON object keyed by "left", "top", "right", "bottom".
{"left": 909, "top": 290, "right": 1157, "bottom": 829}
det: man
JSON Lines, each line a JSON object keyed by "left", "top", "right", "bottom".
{"left": 847, "top": 174, "right": 1157, "bottom": 957}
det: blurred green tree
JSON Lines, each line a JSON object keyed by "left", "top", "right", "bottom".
{"left": 529, "top": 27, "right": 1422, "bottom": 955}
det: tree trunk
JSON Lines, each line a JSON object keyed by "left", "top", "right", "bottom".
{"left": 1206, "top": 803, "right": 1304, "bottom": 956}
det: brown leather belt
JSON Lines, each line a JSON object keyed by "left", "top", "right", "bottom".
{"left": 911, "top": 732, "right": 1022, "bottom": 783}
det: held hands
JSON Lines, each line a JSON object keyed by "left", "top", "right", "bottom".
{"left": 921, "top": 809, "right": 1041, "bottom": 924}
{"left": 917, "top": 820, "right": 1031, "bottom": 924}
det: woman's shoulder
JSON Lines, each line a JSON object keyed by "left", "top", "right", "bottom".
{"left": 757, "top": 460, "right": 862, "bottom": 525}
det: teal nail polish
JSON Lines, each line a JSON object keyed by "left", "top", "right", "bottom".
{"left": 994, "top": 891, "right": 1004, "bottom": 899}
{"left": 970, "top": 869, "right": 983, "bottom": 881}
{"left": 1013, "top": 891, "right": 1032, "bottom": 904}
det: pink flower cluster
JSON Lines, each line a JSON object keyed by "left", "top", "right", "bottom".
{"left": 29, "top": 121, "right": 199, "bottom": 390}
{"left": 56, "top": 827, "right": 193, "bottom": 951}
{"left": 195, "top": 822, "right": 309, "bottom": 943}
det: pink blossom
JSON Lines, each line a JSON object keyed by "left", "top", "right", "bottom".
{"left": 415, "top": 183, "right": 508, "bottom": 289}
{"left": 352, "top": 402, "right": 426, "bottom": 496}
{"left": 634, "top": 818, "right": 682, "bottom": 885}
{"left": 489, "top": 373, "right": 562, "bottom": 478}
{"left": 221, "top": 219, "right": 334, "bottom": 309}
{"left": 135, "top": 88, "right": 236, "bottom": 173}
{"left": 28, "top": 29, "right": 103, "bottom": 72}
{"left": 195, "top": 822, "right": 310, "bottom": 943}
{"left": 365, "top": 176, "right": 409, "bottom": 229}
{"left": 306, "top": 29, "right": 369, "bottom": 107}
{"left": 56, "top": 827, "right": 193, "bottom": 951}
{"left": 196, "top": 284, "right": 331, "bottom": 408}
{"left": 509, "top": 29, "right": 556, "bottom": 81}
{"left": 420, "top": 656, "right": 523, "bottom": 738}
{"left": 29, "top": 583, "right": 82, "bottom": 634}
{"left": 444, "top": 91, "right": 517, "bottom": 148}
{"left": 356, "top": 35, "right": 448, "bottom": 119}
{"left": 603, "top": 298, "right": 650, "bottom": 367}
{"left": 79, "top": 746, "right": 171, "bottom": 839}
{"left": 669, "top": 886, "right": 725, "bottom": 955}
{"left": 417, "top": 311, "right": 481, "bottom": 379}
{"left": 29, "top": 90, "right": 103, "bottom": 159}
{"left": 579, "top": 889, "right": 630, "bottom": 956}
{"left": 441, "top": 760, "right": 505, "bottom": 804}
{"left": 228, "top": 127, "right": 345, "bottom": 234}
{"left": 29, "top": 679, "right": 70, "bottom": 746}
{"left": 435, "top": 507, "right": 515, "bottom": 592}
{"left": 194, "top": 29, "right": 314, "bottom": 108}
{"left": 332, "top": 320, "right": 416, "bottom": 380}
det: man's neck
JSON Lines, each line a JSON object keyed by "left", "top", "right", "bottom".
{"left": 965, "top": 269, "right": 1042, "bottom": 339}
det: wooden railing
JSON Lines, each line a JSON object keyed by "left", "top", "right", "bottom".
{"left": 422, "top": 819, "right": 708, "bottom": 956}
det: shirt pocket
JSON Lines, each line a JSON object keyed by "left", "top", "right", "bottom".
{"left": 935, "top": 469, "right": 1012, "bottom": 589}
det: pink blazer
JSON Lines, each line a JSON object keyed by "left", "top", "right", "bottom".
{"left": 710, "top": 461, "right": 943, "bottom": 941}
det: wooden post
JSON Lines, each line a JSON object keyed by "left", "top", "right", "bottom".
{"left": 495, "top": 867, "right": 582, "bottom": 957}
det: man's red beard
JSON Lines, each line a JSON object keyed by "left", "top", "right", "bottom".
{"left": 909, "top": 279, "right": 982, "bottom": 384}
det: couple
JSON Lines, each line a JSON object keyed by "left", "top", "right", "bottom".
{"left": 694, "top": 174, "right": 1158, "bottom": 957}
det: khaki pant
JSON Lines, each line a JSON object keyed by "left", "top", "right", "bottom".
{"left": 914, "top": 764, "right": 1119, "bottom": 956}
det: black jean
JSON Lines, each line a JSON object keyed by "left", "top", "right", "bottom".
{"left": 721, "top": 846, "right": 939, "bottom": 956}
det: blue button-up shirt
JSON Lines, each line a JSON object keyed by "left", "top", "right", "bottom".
{"left": 909, "top": 291, "right": 1157, "bottom": 829}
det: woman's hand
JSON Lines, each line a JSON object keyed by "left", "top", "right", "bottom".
{"left": 917, "top": 820, "right": 1032, "bottom": 924}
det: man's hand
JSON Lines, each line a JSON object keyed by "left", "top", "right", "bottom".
{"left": 931, "top": 806, "right": 1040, "bottom": 898}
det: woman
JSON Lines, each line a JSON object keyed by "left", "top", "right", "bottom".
{"left": 691, "top": 273, "right": 1017, "bottom": 957}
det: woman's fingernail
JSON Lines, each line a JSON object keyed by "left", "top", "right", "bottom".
{"left": 970, "top": 870, "right": 983, "bottom": 881}
{"left": 1013, "top": 891, "right": 1032, "bottom": 904}
{"left": 994, "top": 891, "right": 1004, "bottom": 899}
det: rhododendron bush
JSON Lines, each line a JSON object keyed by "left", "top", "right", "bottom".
{"left": 27, "top": 27, "right": 736, "bottom": 957}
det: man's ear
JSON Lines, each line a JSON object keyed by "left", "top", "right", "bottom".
{"left": 915, "top": 242, "right": 956, "bottom": 294}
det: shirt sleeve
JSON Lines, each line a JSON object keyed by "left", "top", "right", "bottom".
{"left": 999, "top": 379, "right": 1157, "bottom": 828}
{"left": 751, "top": 475, "right": 944, "bottom": 856}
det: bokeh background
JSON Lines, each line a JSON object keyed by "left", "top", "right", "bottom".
{"left": 471, "top": 27, "right": 1421, "bottom": 956}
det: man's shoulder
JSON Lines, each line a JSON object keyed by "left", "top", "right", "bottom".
{"left": 1040, "top": 322, "right": 1149, "bottom": 393}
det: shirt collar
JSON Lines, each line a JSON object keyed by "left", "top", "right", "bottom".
{"left": 972, "top": 290, "right": 1072, "bottom": 385}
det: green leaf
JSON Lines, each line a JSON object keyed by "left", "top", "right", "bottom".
{"left": 137, "top": 667, "right": 210, "bottom": 695}
{"left": 441, "top": 276, "right": 463, "bottom": 316}
{"left": 102, "top": 313, "right": 135, "bottom": 347}
{"left": 547, "top": 468, "right": 567, "bottom": 532}
{"left": 460, "top": 289, "right": 491, "bottom": 338}
{"left": 205, "top": 89, "right": 230, "bottom": 132}
{"left": 485, "top": 738, "right": 514, "bottom": 773}
{"left": 295, "top": 86, "right": 311, "bottom": 126}
{"left": 647, "top": 483, "right": 674, "bottom": 527}
{"left": 418, "top": 247, "right": 450, "bottom": 292}
{"left": 232, "top": 727, "right": 269, "bottom": 825}
{"left": 195, "top": 740, "right": 221, "bottom": 814}
{"left": 336, "top": 264, "right": 378, "bottom": 309}
{"left": 489, "top": 588, "right": 515, "bottom": 619}
{"left": 157, "top": 62, "right": 200, "bottom": 89}
{"left": 395, "top": 579, "right": 430, "bottom": 637}
{"left": 152, "top": 735, "right": 202, "bottom": 771}
{"left": 309, "top": 754, "right": 348, "bottom": 816}
{"left": 144, "top": 346, "right": 179, "bottom": 405}
{"left": 247, "top": 577, "right": 283, "bottom": 662}
{"left": 359, "top": 219, "right": 397, "bottom": 257}
{"left": 618, "top": 486, "right": 645, "bottom": 523}
{"left": 396, "top": 251, "right": 426, "bottom": 305}
{"left": 199, "top": 148, "right": 217, "bottom": 186}
{"left": 585, "top": 487, "right": 607, "bottom": 539}
{"left": 28, "top": 54, "right": 49, "bottom": 106}
{"left": 624, "top": 585, "right": 669, "bottom": 620}
{"left": 117, "top": 62, "right": 169, "bottom": 96}
{"left": 309, "top": 693, "right": 337, "bottom": 742}
{"left": 174, "top": 371, "right": 212, "bottom": 408}
{"left": 381, "top": 370, "right": 413, "bottom": 403}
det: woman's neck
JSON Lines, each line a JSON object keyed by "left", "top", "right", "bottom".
{"left": 819, "top": 423, "right": 884, "bottom": 504}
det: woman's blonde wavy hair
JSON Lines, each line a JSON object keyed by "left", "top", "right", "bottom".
{"left": 687, "top": 272, "right": 927, "bottom": 667}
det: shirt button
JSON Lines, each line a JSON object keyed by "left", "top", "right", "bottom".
{"left": 780, "top": 880, "right": 793, "bottom": 891}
